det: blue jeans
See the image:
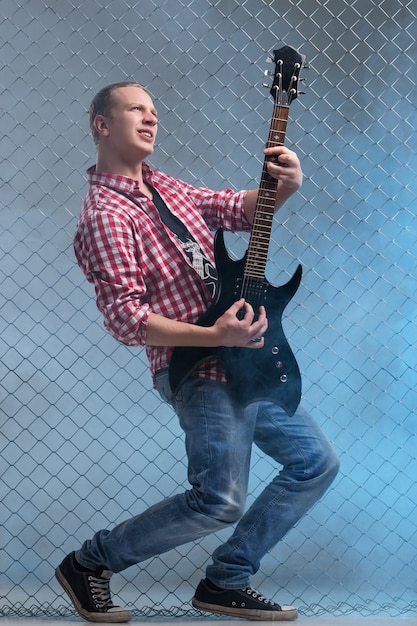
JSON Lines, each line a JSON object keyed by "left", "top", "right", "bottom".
{"left": 76, "top": 370, "right": 339, "bottom": 589}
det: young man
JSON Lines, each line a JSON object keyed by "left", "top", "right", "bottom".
{"left": 56, "top": 82, "right": 339, "bottom": 622}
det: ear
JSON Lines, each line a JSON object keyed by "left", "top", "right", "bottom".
{"left": 94, "top": 114, "right": 110, "bottom": 138}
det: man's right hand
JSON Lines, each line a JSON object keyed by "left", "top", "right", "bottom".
{"left": 212, "top": 298, "right": 268, "bottom": 348}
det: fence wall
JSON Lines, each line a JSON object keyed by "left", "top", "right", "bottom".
{"left": 1, "top": 0, "right": 416, "bottom": 617}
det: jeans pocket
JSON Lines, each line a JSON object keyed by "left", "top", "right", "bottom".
{"left": 154, "top": 367, "right": 183, "bottom": 409}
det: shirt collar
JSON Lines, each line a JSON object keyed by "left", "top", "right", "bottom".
{"left": 87, "top": 162, "right": 154, "bottom": 194}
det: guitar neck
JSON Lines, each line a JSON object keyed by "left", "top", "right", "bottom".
{"left": 245, "top": 104, "right": 289, "bottom": 281}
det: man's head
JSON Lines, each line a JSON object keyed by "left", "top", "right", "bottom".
{"left": 88, "top": 82, "right": 158, "bottom": 172}
{"left": 88, "top": 81, "right": 149, "bottom": 145}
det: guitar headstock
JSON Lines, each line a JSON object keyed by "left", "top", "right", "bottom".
{"left": 266, "top": 45, "right": 305, "bottom": 106}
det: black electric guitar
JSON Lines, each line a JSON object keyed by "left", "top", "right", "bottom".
{"left": 169, "top": 45, "right": 305, "bottom": 416}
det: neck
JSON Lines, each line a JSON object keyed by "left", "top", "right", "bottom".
{"left": 97, "top": 152, "right": 148, "bottom": 185}
{"left": 95, "top": 150, "right": 153, "bottom": 198}
{"left": 97, "top": 156, "right": 143, "bottom": 178}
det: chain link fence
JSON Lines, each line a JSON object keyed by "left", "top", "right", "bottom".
{"left": 1, "top": 0, "right": 416, "bottom": 618}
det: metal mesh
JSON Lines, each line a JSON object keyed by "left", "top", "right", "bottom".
{"left": 1, "top": 0, "right": 416, "bottom": 618}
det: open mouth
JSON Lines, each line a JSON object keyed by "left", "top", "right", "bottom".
{"left": 138, "top": 130, "right": 154, "bottom": 140}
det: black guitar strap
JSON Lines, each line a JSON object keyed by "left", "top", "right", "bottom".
{"left": 146, "top": 183, "right": 218, "bottom": 298}
{"left": 146, "top": 183, "right": 189, "bottom": 241}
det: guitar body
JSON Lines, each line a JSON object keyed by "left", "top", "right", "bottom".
{"left": 168, "top": 229, "right": 302, "bottom": 416}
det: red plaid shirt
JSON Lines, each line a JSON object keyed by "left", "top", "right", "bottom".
{"left": 74, "top": 163, "right": 251, "bottom": 382}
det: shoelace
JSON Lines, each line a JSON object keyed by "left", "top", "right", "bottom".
{"left": 88, "top": 575, "right": 114, "bottom": 609}
{"left": 241, "top": 588, "right": 277, "bottom": 606}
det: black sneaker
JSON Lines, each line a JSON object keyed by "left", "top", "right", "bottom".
{"left": 55, "top": 552, "right": 131, "bottom": 623}
{"left": 192, "top": 578, "right": 298, "bottom": 621}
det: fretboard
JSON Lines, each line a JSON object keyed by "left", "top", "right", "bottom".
{"left": 244, "top": 104, "right": 289, "bottom": 281}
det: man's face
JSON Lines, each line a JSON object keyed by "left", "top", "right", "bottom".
{"left": 100, "top": 85, "right": 158, "bottom": 160}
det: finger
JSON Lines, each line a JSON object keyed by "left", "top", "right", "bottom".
{"left": 250, "top": 319, "right": 268, "bottom": 340}
{"left": 229, "top": 298, "right": 246, "bottom": 317}
{"left": 247, "top": 336, "right": 265, "bottom": 349}
{"left": 264, "top": 145, "right": 288, "bottom": 154}
{"left": 238, "top": 300, "right": 255, "bottom": 323}
{"left": 247, "top": 313, "right": 268, "bottom": 339}
{"left": 265, "top": 147, "right": 298, "bottom": 166}
{"left": 257, "top": 305, "right": 267, "bottom": 320}
{"left": 267, "top": 157, "right": 298, "bottom": 176}
{"left": 253, "top": 307, "right": 268, "bottom": 333}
